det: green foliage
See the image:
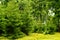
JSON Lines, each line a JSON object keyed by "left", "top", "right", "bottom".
{"left": 0, "top": 0, "right": 59, "bottom": 39}
{"left": 0, "top": 0, "right": 35, "bottom": 39}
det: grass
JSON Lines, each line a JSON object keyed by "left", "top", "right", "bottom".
{"left": 0, "top": 36, "right": 9, "bottom": 40}
{"left": 16, "top": 33, "right": 60, "bottom": 40}
{"left": 0, "top": 33, "right": 60, "bottom": 40}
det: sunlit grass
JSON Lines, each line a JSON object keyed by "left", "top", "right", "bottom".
{"left": 16, "top": 33, "right": 60, "bottom": 40}
{"left": 0, "top": 37, "right": 9, "bottom": 40}
{"left": 0, "top": 33, "right": 60, "bottom": 40}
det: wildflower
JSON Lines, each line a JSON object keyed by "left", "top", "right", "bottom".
{"left": 48, "top": 9, "right": 55, "bottom": 17}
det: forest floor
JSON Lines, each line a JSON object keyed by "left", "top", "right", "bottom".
{"left": 0, "top": 33, "right": 60, "bottom": 40}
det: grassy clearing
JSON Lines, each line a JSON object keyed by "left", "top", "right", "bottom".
{"left": 16, "top": 33, "right": 60, "bottom": 40}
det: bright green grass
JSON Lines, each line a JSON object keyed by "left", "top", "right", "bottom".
{"left": 0, "top": 37, "right": 9, "bottom": 40}
{"left": 16, "top": 33, "right": 60, "bottom": 40}
{"left": 0, "top": 33, "right": 60, "bottom": 40}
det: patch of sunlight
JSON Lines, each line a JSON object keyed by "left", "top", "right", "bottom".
{"left": 0, "top": 1, "right": 1, "bottom": 4}
{"left": 16, "top": 33, "right": 60, "bottom": 40}
{"left": 0, "top": 36, "right": 9, "bottom": 40}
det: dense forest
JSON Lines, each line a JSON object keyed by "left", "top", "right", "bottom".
{"left": 0, "top": 0, "right": 60, "bottom": 40}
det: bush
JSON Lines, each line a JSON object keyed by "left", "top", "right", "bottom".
{"left": 0, "top": 9, "right": 35, "bottom": 39}
{"left": 37, "top": 20, "right": 57, "bottom": 34}
{"left": 0, "top": 0, "right": 58, "bottom": 39}
{"left": 0, "top": 0, "right": 35, "bottom": 39}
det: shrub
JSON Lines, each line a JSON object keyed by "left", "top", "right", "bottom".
{"left": 0, "top": 9, "right": 35, "bottom": 39}
{"left": 0, "top": 0, "right": 35, "bottom": 39}
{"left": 37, "top": 20, "right": 57, "bottom": 34}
